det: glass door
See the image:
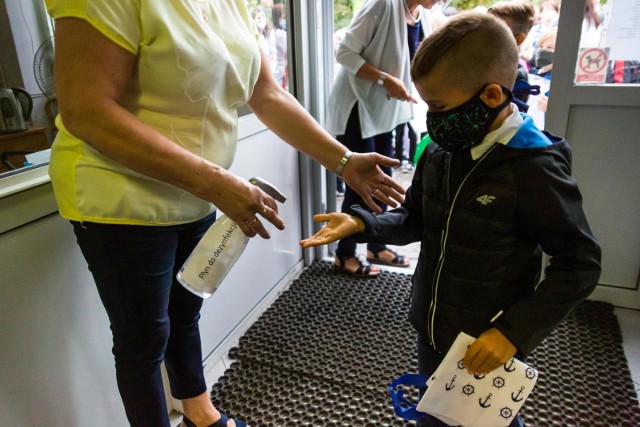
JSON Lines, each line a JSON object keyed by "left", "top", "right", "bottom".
{"left": 547, "top": 0, "right": 640, "bottom": 309}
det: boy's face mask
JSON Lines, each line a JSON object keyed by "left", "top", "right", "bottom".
{"left": 426, "top": 85, "right": 514, "bottom": 153}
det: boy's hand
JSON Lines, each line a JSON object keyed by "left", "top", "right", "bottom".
{"left": 463, "top": 328, "right": 517, "bottom": 375}
{"left": 299, "top": 213, "right": 364, "bottom": 248}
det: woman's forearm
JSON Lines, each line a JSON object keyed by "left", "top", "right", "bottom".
{"left": 248, "top": 56, "right": 348, "bottom": 173}
{"left": 64, "top": 101, "right": 226, "bottom": 201}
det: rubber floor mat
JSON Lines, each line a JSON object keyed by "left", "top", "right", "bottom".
{"left": 210, "top": 261, "right": 640, "bottom": 426}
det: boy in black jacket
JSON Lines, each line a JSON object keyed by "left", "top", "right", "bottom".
{"left": 301, "top": 11, "right": 601, "bottom": 427}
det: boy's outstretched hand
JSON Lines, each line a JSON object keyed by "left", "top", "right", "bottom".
{"left": 463, "top": 328, "right": 517, "bottom": 375}
{"left": 299, "top": 213, "right": 365, "bottom": 248}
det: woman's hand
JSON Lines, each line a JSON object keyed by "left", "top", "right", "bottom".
{"left": 383, "top": 74, "right": 418, "bottom": 103}
{"left": 209, "top": 172, "right": 285, "bottom": 239}
{"left": 300, "top": 213, "right": 364, "bottom": 248}
{"left": 463, "top": 328, "right": 518, "bottom": 375}
{"left": 341, "top": 152, "right": 406, "bottom": 213}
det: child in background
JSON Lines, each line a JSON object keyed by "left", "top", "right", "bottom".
{"left": 301, "top": 12, "right": 601, "bottom": 427}
{"left": 531, "top": 28, "right": 557, "bottom": 78}
{"left": 488, "top": 0, "right": 537, "bottom": 112}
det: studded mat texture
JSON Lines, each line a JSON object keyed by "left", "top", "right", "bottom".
{"left": 210, "top": 261, "right": 640, "bottom": 426}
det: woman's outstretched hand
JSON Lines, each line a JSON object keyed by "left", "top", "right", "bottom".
{"left": 341, "top": 153, "right": 406, "bottom": 213}
{"left": 300, "top": 213, "right": 365, "bottom": 248}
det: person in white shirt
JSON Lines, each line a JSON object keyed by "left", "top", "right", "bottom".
{"left": 326, "top": 0, "right": 435, "bottom": 277}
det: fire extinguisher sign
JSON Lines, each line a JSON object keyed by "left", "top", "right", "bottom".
{"left": 575, "top": 47, "right": 609, "bottom": 84}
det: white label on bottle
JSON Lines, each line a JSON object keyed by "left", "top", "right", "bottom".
{"left": 177, "top": 216, "right": 248, "bottom": 298}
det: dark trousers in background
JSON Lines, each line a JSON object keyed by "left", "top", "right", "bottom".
{"left": 416, "top": 334, "right": 525, "bottom": 427}
{"left": 72, "top": 213, "right": 217, "bottom": 427}
{"left": 335, "top": 104, "right": 393, "bottom": 258}
{"left": 395, "top": 122, "right": 417, "bottom": 164}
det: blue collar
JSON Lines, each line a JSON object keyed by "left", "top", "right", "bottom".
{"left": 506, "top": 114, "right": 552, "bottom": 149}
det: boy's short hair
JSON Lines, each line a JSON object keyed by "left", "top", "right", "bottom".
{"left": 487, "top": 0, "right": 535, "bottom": 36}
{"left": 411, "top": 12, "right": 518, "bottom": 91}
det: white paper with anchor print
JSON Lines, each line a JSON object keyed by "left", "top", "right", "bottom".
{"left": 417, "top": 332, "right": 538, "bottom": 427}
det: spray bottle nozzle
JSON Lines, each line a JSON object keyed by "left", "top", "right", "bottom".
{"left": 249, "top": 177, "right": 287, "bottom": 204}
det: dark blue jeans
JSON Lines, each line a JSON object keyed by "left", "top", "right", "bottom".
{"left": 416, "top": 334, "right": 525, "bottom": 427}
{"left": 72, "top": 213, "right": 216, "bottom": 427}
{"left": 335, "top": 103, "right": 393, "bottom": 258}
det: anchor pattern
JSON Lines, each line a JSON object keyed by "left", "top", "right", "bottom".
{"left": 504, "top": 358, "right": 516, "bottom": 372}
{"left": 479, "top": 393, "right": 492, "bottom": 408}
{"left": 511, "top": 386, "right": 525, "bottom": 402}
{"left": 446, "top": 375, "right": 457, "bottom": 391}
{"left": 416, "top": 333, "right": 538, "bottom": 426}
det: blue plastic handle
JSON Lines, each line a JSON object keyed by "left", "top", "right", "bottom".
{"left": 388, "top": 373, "right": 430, "bottom": 421}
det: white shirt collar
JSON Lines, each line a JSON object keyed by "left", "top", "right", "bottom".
{"left": 470, "top": 104, "right": 522, "bottom": 160}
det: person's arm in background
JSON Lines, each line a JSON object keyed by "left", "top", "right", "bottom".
{"left": 248, "top": 51, "right": 405, "bottom": 210}
{"left": 519, "top": 32, "right": 535, "bottom": 63}
{"left": 335, "top": 2, "right": 416, "bottom": 103}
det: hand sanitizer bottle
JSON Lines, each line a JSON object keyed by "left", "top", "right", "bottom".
{"left": 177, "top": 177, "right": 286, "bottom": 298}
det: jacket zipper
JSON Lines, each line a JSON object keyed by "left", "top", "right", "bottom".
{"left": 427, "top": 145, "right": 499, "bottom": 349}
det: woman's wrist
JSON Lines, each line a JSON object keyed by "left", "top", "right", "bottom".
{"left": 335, "top": 150, "right": 353, "bottom": 177}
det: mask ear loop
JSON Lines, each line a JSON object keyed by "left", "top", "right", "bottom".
{"left": 498, "top": 86, "right": 515, "bottom": 109}
{"left": 479, "top": 84, "right": 514, "bottom": 111}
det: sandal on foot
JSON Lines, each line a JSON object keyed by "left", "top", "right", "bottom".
{"left": 334, "top": 254, "right": 380, "bottom": 278}
{"left": 183, "top": 412, "right": 247, "bottom": 427}
{"left": 367, "top": 248, "right": 411, "bottom": 268}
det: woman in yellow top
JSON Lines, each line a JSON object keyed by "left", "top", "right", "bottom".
{"left": 46, "top": 2, "right": 405, "bottom": 426}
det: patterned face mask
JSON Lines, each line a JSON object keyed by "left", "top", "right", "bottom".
{"left": 426, "top": 85, "right": 514, "bottom": 153}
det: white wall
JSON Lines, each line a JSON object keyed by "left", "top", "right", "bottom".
{"left": 0, "top": 213, "right": 128, "bottom": 426}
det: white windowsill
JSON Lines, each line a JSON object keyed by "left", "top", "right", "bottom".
{"left": 0, "top": 165, "right": 50, "bottom": 199}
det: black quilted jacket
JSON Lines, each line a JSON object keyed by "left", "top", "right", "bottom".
{"left": 351, "top": 133, "right": 601, "bottom": 357}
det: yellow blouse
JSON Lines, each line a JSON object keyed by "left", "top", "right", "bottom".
{"left": 46, "top": 0, "right": 261, "bottom": 225}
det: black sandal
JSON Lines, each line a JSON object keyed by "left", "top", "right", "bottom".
{"left": 183, "top": 412, "right": 246, "bottom": 427}
{"left": 334, "top": 254, "right": 381, "bottom": 278}
{"left": 367, "top": 248, "right": 411, "bottom": 267}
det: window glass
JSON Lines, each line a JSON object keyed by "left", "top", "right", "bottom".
{"left": 247, "top": 1, "right": 290, "bottom": 89}
{"left": 1, "top": 1, "right": 54, "bottom": 180}
{"left": 240, "top": 1, "right": 291, "bottom": 116}
{"left": 575, "top": 0, "right": 640, "bottom": 85}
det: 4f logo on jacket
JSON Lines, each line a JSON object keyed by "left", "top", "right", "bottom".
{"left": 476, "top": 195, "right": 496, "bottom": 205}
